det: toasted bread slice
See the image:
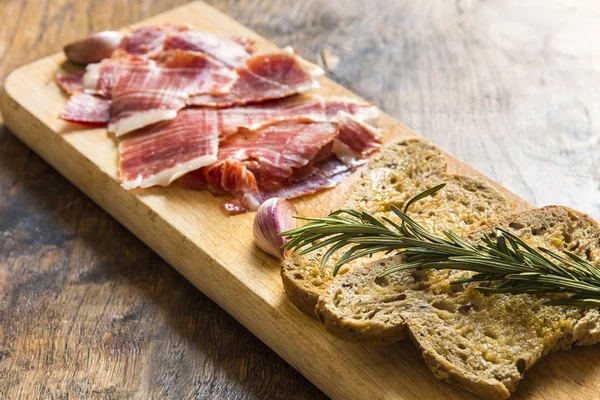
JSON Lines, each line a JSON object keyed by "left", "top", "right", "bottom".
{"left": 313, "top": 174, "right": 514, "bottom": 343}
{"left": 317, "top": 206, "right": 600, "bottom": 399}
{"left": 281, "top": 138, "right": 514, "bottom": 315}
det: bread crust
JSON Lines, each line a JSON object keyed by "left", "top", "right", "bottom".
{"left": 281, "top": 137, "right": 600, "bottom": 398}
{"left": 281, "top": 251, "right": 324, "bottom": 315}
{"left": 281, "top": 138, "right": 513, "bottom": 317}
{"left": 319, "top": 205, "right": 600, "bottom": 398}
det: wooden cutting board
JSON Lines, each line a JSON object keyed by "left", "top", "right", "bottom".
{"left": 2, "top": 2, "right": 598, "bottom": 399}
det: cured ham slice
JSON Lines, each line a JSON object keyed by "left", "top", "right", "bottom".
{"left": 324, "top": 97, "right": 380, "bottom": 124}
{"left": 83, "top": 57, "right": 150, "bottom": 98}
{"left": 178, "top": 122, "right": 338, "bottom": 195}
{"left": 55, "top": 72, "right": 85, "bottom": 95}
{"left": 117, "top": 26, "right": 172, "bottom": 56}
{"left": 219, "top": 122, "right": 339, "bottom": 189}
{"left": 104, "top": 51, "right": 238, "bottom": 136}
{"left": 84, "top": 52, "right": 236, "bottom": 99}
{"left": 164, "top": 29, "right": 254, "bottom": 67}
{"left": 332, "top": 111, "right": 382, "bottom": 165}
{"left": 118, "top": 108, "right": 219, "bottom": 189}
{"left": 118, "top": 98, "right": 377, "bottom": 190}
{"left": 117, "top": 25, "right": 255, "bottom": 65}
{"left": 202, "top": 159, "right": 258, "bottom": 195}
{"left": 225, "top": 156, "right": 353, "bottom": 213}
{"left": 109, "top": 93, "right": 186, "bottom": 137}
{"left": 217, "top": 96, "right": 378, "bottom": 138}
{"left": 189, "top": 47, "right": 323, "bottom": 107}
{"left": 54, "top": 25, "right": 380, "bottom": 212}
{"left": 59, "top": 92, "right": 110, "bottom": 126}
{"left": 179, "top": 110, "right": 381, "bottom": 213}
{"left": 55, "top": 71, "right": 110, "bottom": 126}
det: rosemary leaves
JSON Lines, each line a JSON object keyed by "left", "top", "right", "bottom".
{"left": 281, "top": 184, "right": 600, "bottom": 306}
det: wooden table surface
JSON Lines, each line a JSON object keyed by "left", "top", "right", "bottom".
{"left": 1, "top": 1, "right": 599, "bottom": 399}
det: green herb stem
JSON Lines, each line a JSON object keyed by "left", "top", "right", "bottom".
{"left": 280, "top": 184, "right": 600, "bottom": 307}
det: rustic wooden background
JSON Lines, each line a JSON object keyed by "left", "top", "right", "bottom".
{"left": 1, "top": 0, "right": 599, "bottom": 399}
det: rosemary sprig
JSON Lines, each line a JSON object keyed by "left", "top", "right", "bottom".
{"left": 280, "top": 184, "right": 600, "bottom": 307}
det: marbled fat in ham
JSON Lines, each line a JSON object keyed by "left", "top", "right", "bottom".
{"left": 189, "top": 47, "right": 323, "bottom": 107}
{"left": 59, "top": 92, "right": 110, "bottom": 126}
{"left": 224, "top": 156, "right": 353, "bottom": 213}
{"left": 106, "top": 51, "right": 238, "bottom": 136}
{"left": 332, "top": 111, "right": 382, "bottom": 165}
{"left": 179, "top": 111, "right": 381, "bottom": 213}
{"left": 179, "top": 122, "right": 339, "bottom": 196}
{"left": 117, "top": 25, "right": 255, "bottom": 65}
{"left": 55, "top": 25, "right": 383, "bottom": 211}
{"left": 118, "top": 108, "right": 220, "bottom": 189}
{"left": 216, "top": 96, "right": 378, "bottom": 138}
{"left": 117, "top": 26, "right": 172, "bottom": 56}
{"left": 55, "top": 71, "right": 109, "bottom": 125}
{"left": 164, "top": 29, "right": 255, "bottom": 67}
{"left": 217, "top": 122, "right": 339, "bottom": 189}
{"left": 54, "top": 72, "right": 85, "bottom": 95}
{"left": 64, "top": 33, "right": 321, "bottom": 138}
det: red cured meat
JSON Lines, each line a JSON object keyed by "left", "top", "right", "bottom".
{"left": 118, "top": 108, "right": 220, "bottom": 189}
{"left": 224, "top": 156, "right": 353, "bottom": 213}
{"left": 189, "top": 47, "right": 323, "bottom": 107}
{"left": 106, "top": 51, "right": 238, "bottom": 136}
{"left": 176, "top": 159, "right": 258, "bottom": 195}
{"left": 117, "top": 26, "right": 172, "bottom": 56}
{"left": 220, "top": 122, "right": 339, "bottom": 189}
{"left": 202, "top": 159, "right": 258, "bottom": 195}
{"left": 164, "top": 29, "right": 254, "bottom": 67}
{"left": 109, "top": 93, "right": 187, "bottom": 137}
{"left": 56, "top": 70, "right": 110, "bottom": 126}
{"left": 178, "top": 109, "right": 381, "bottom": 213}
{"left": 58, "top": 92, "right": 110, "bottom": 126}
{"left": 55, "top": 72, "right": 85, "bottom": 95}
{"left": 137, "top": 96, "right": 377, "bottom": 190}
{"left": 83, "top": 56, "right": 151, "bottom": 98}
{"left": 54, "top": 26, "right": 378, "bottom": 210}
{"left": 119, "top": 96, "right": 377, "bottom": 190}
{"left": 332, "top": 111, "right": 382, "bottom": 162}
{"left": 179, "top": 122, "right": 339, "bottom": 196}
{"left": 117, "top": 25, "right": 255, "bottom": 66}
{"left": 216, "top": 96, "right": 378, "bottom": 138}
{"left": 84, "top": 52, "right": 236, "bottom": 99}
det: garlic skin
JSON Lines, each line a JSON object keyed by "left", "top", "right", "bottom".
{"left": 253, "top": 198, "right": 297, "bottom": 260}
{"left": 64, "top": 31, "right": 124, "bottom": 65}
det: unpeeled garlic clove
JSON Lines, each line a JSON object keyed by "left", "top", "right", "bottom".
{"left": 64, "top": 31, "right": 123, "bottom": 65}
{"left": 253, "top": 198, "right": 297, "bottom": 260}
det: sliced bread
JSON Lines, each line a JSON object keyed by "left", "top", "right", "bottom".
{"left": 281, "top": 138, "right": 514, "bottom": 315}
{"left": 316, "top": 206, "right": 600, "bottom": 399}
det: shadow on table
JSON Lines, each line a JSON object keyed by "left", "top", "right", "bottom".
{"left": 0, "top": 124, "right": 328, "bottom": 400}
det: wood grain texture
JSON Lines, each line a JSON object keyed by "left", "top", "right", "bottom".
{"left": 0, "top": 1, "right": 325, "bottom": 399}
{"left": 0, "top": 126, "right": 326, "bottom": 400}
{"left": 0, "top": 1, "right": 598, "bottom": 400}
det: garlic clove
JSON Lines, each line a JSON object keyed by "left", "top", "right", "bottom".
{"left": 64, "top": 31, "right": 124, "bottom": 65}
{"left": 253, "top": 198, "right": 297, "bottom": 260}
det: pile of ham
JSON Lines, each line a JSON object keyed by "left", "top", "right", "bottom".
{"left": 55, "top": 25, "right": 382, "bottom": 213}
